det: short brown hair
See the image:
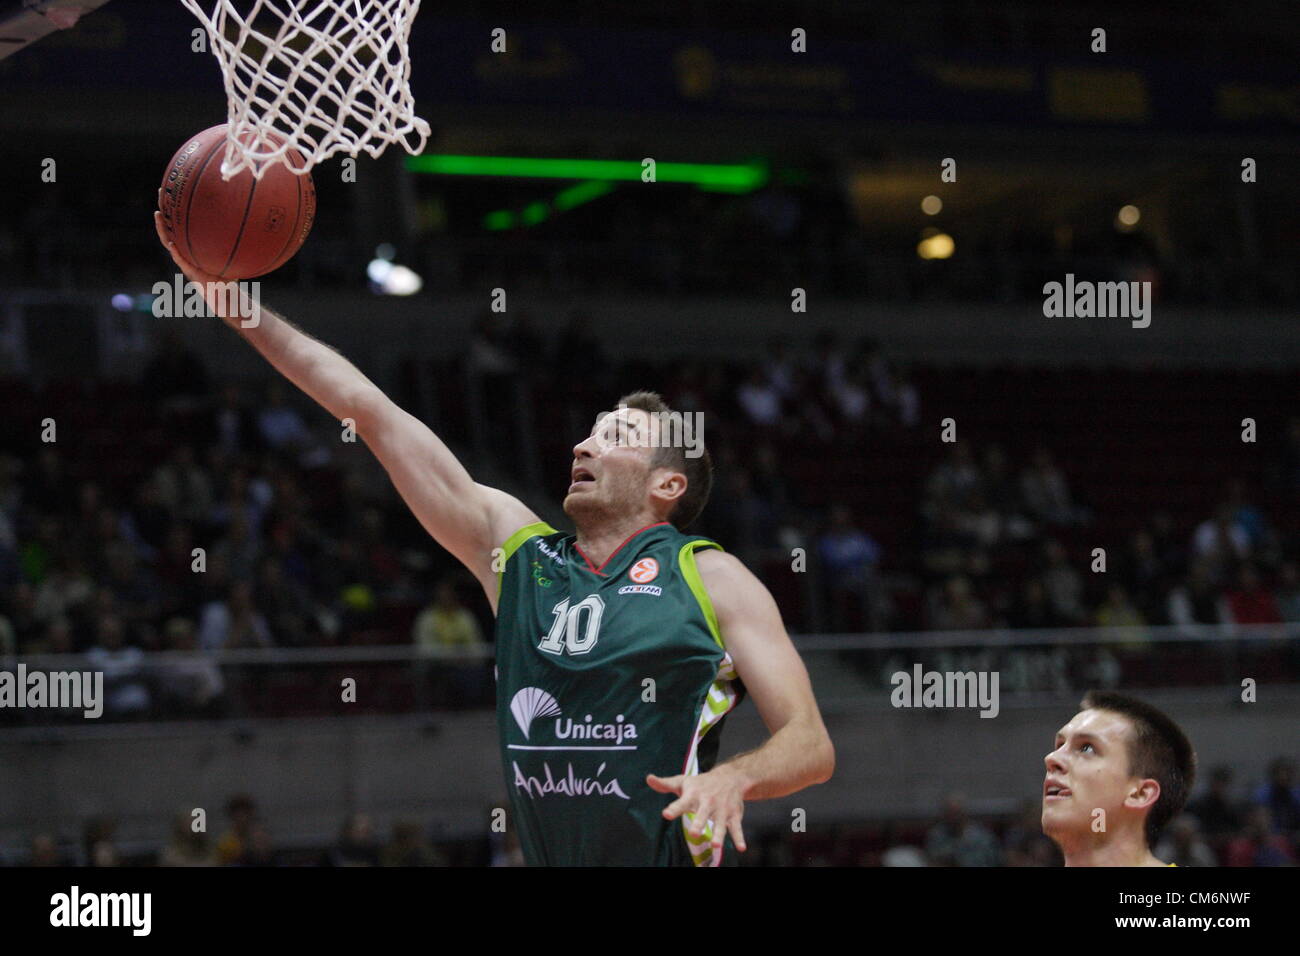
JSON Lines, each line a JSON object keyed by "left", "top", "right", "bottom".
{"left": 1081, "top": 691, "right": 1196, "bottom": 847}
{"left": 615, "top": 390, "right": 712, "bottom": 530}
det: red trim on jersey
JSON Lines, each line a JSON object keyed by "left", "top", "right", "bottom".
{"left": 573, "top": 521, "right": 671, "bottom": 576}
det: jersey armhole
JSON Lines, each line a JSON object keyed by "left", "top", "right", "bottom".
{"left": 677, "top": 539, "right": 725, "bottom": 650}
{"left": 496, "top": 521, "right": 559, "bottom": 599}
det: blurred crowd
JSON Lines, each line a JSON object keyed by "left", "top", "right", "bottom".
{"left": 0, "top": 322, "right": 1297, "bottom": 720}
{"left": 9, "top": 756, "right": 1296, "bottom": 867}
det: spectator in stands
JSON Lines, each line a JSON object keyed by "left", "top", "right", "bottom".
{"left": 81, "top": 816, "right": 120, "bottom": 867}
{"left": 255, "top": 557, "right": 318, "bottom": 647}
{"left": 104, "top": 542, "right": 160, "bottom": 627}
{"left": 155, "top": 523, "right": 203, "bottom": 620}
{"left": 979, "top": 445, "right": 1033, "bottom": 540}
{"left": 1003, "top": 798, "right": 1060, "bottom": 866}
{"left": 1007, "top": 577, "right": 1064, "bottom": 629}
{"left": 235, "top": 824, "right": 278, "bottom": 867}
{"left": 151, "top": 444, "right": 215, "bottom": 527}
{"left": 4, "top": 582, "right": 42, "bottom": 653}
{"left": 925, "top": 794, "right": 1002, "bottom": 867}
{"left": 762, "top": 336, "right": 797, "bottom": 399}
{"left": 28, "top": 833, "right": 63, "bottom": 867}
{"left": 1276, "top": 562, "right": 1300, "bottom": 623}
{"left": 1154, "top": 814, "right": 1217, "bottom": 867}
{"left": 490, "top": 826, "right": 526, "bottom": 867}
{"left": 32, "top": 552, "right": 94, "bottom": 629}
{"left": 20, "top": 616, "right": 73, "bottom": 657}
{"left": 215, "top": 794, "right": 259, "bottom": 865}
{"left": 920, "top": 500, "right": 981, "bottom": 578}
{"left": 879, "top": 822, "right": 927, "bottom": 867}
{"left": 413, "top": 579, "right": 488, "bottom": 708}
{"left": 1040, "top": 539, "right": 1086, "bottom": 624}
{"left": 326, "top": 812, "right": 381, "bottom": 866}
{"left": 1221, "top": 563, "right": 1282, "bottom": 626}
{"left": 1123, "top": 530, "right": 1170, "bottom": 625}
{"left": 1224, "top": 479, "right": 1274, "bottom": 557}
{"left": 736, "top": 366, "right": 783, "bottom": 427}
{"left": 954, "top": 489, "right": 1002, "bottom": 549}
{"left": 816, "top": 504, "right": 883, "bottom": 631}
{"left": 1019, "top": 447, "right": 1081, "bottom": 526}
{"left": 924, "top": 444, "right": 982, "bottom": 516}
{"left": 356, "top": 507, "right": 403, "bottom": 588}
{"left": 1277, "top": 416, "right": 1300, "bottom": 493}
{"left": 1094, "top": 583, "right": 1147, "bottom": 631}
{"left": 85, "top": 614, "right": 151, "bottom": 718}
{"left": 257, "top": 380, "right": 321, "bottom": 466}
{"left": 1191, "top": 503, "right": 1251, "bottom": 585}
{"left": 158, "top": 811, "right": 217, "bottom": 866}
{"left": 1253, "top": 758, "right": 1300, "bottom": 834}
{"left": 381, "top": 821, "right": 447, "bottom": 867}
{"left": 153, "top": 616, "right": 224, "bottom": 717}
{"left": 750, "top": 442, "right": 795, "bottom": 521}
{"left": 211, "top": 506, "right": 262, "bottom": 582}
{"left": 1167, "top": 560, "right": 1224, "bottom": 627}
{"left": 1224, "top": 806, "right": 1295, "bottom": 866}
{"left": 706, "top": 467, "right": 778, "bottom": 572}
{"left": 207, "top": 382, "right": 263, "bottom": 456}
{"left": 927, "top": 575, "right": 990, "bottom": 631}
{"left": 139, "top": 326, "right": 210, "bottom": 414}
{"left": 20, "top": 447, "right": 70, "bottom": 520}
{"left": 882, "top": 364, "right": 920, "bottom": 429}
{"left": 552, "top": 310, "right": 606, "bottom": 382}
{"left": 198, "top": 580, "right": 273, "bottom": 651}
{"left": 209, "top": 467, "right": 272, "bottom": 538}
{"left": 121, "top": 481, "right": 171, "bottom": 560}
{"left": 830, "top": 362, "right": 871, "bottom": 426}
{"left": 1188, "top": 765, "right": 1243, "bottom": 844}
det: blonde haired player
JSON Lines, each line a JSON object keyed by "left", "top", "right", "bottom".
{"left": 1042, "top": 691, "right": 1196, "bottom": 867}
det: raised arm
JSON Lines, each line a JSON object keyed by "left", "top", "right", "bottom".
{"left": 647, "top": 549, "right": 834, "bottom": 854}
{"left": 154, "top": 208, "right": 538, "bottom": 609}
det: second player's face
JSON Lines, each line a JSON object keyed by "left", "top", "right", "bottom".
{"left": 1041, "top": 708, "right": 1144, "bottom": 840}
{"left": 564, "top": 407, "right": 658, "bottom": 521}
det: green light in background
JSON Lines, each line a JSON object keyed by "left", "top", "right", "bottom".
{"left": 482, "top": 180, "right": 617, "bottom": 231}
{"left": 406, "top": 154, "right": 768, "bottom": 192}
{"left": 553, "top": 179, "right": 615, "bottom": 210}
{"left": 520, "top": 202, "right": 549, "bottom": 226}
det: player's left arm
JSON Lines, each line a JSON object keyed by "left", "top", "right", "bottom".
{"left": 646, "top": 549, "right": 835, "bottom": 854}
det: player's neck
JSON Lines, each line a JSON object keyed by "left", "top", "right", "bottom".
{"left": 1060, "top": 833, "right": 1163, "bottom": 867}
{"left": 575, "top": 514, "right": 665, "bottom": 568}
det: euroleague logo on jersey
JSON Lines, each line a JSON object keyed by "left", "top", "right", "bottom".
{"left": 619, "top": 557, "right": 662, "bottom": 596}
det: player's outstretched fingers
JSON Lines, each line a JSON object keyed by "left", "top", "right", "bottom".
{"left": 661, "top": 795, "right": 693, "bottom": 821}
{"left": 726, "top": 814, "right": 748, "bottom": 853}
{"left": 153, "top": 209, "right": 170, "bottom": 250}
{"left": 689, "top": 806, "right": 712, "bottom": 838}
{"left": 646, "top": 773, "right": 682, "bottom": 795}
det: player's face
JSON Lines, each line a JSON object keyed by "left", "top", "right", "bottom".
{"left": 564, "top": 407, "right": 660, "bottom": 522}
{"left": 1041, "top": 708, "right": 1148, "bottom": 840}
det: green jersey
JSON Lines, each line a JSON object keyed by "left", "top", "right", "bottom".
{"left": 494, "top": 520, "right": 745, "bottom": 866}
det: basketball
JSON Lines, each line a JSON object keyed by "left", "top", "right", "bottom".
{"left": 157, "top": 124, "right": 316, "bottom": 280}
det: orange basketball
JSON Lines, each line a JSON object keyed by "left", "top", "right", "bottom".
{"left": 158, "top": 124, "right": 316, "bottom": 280}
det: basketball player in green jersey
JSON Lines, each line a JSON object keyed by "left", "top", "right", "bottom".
{"left": 157, "top": 212, "right": 835, "bottom": 866}
{"left": 1041, "top": 691, "right": 1195, "bottom": 866}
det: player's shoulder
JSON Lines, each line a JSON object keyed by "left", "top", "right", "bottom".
{"left": 691, "top": 548, "right": 769, "bottom": 601}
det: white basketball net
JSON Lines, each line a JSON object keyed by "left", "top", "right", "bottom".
{"left": 180, "top": 0, "right": 431, "bottom": 179}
